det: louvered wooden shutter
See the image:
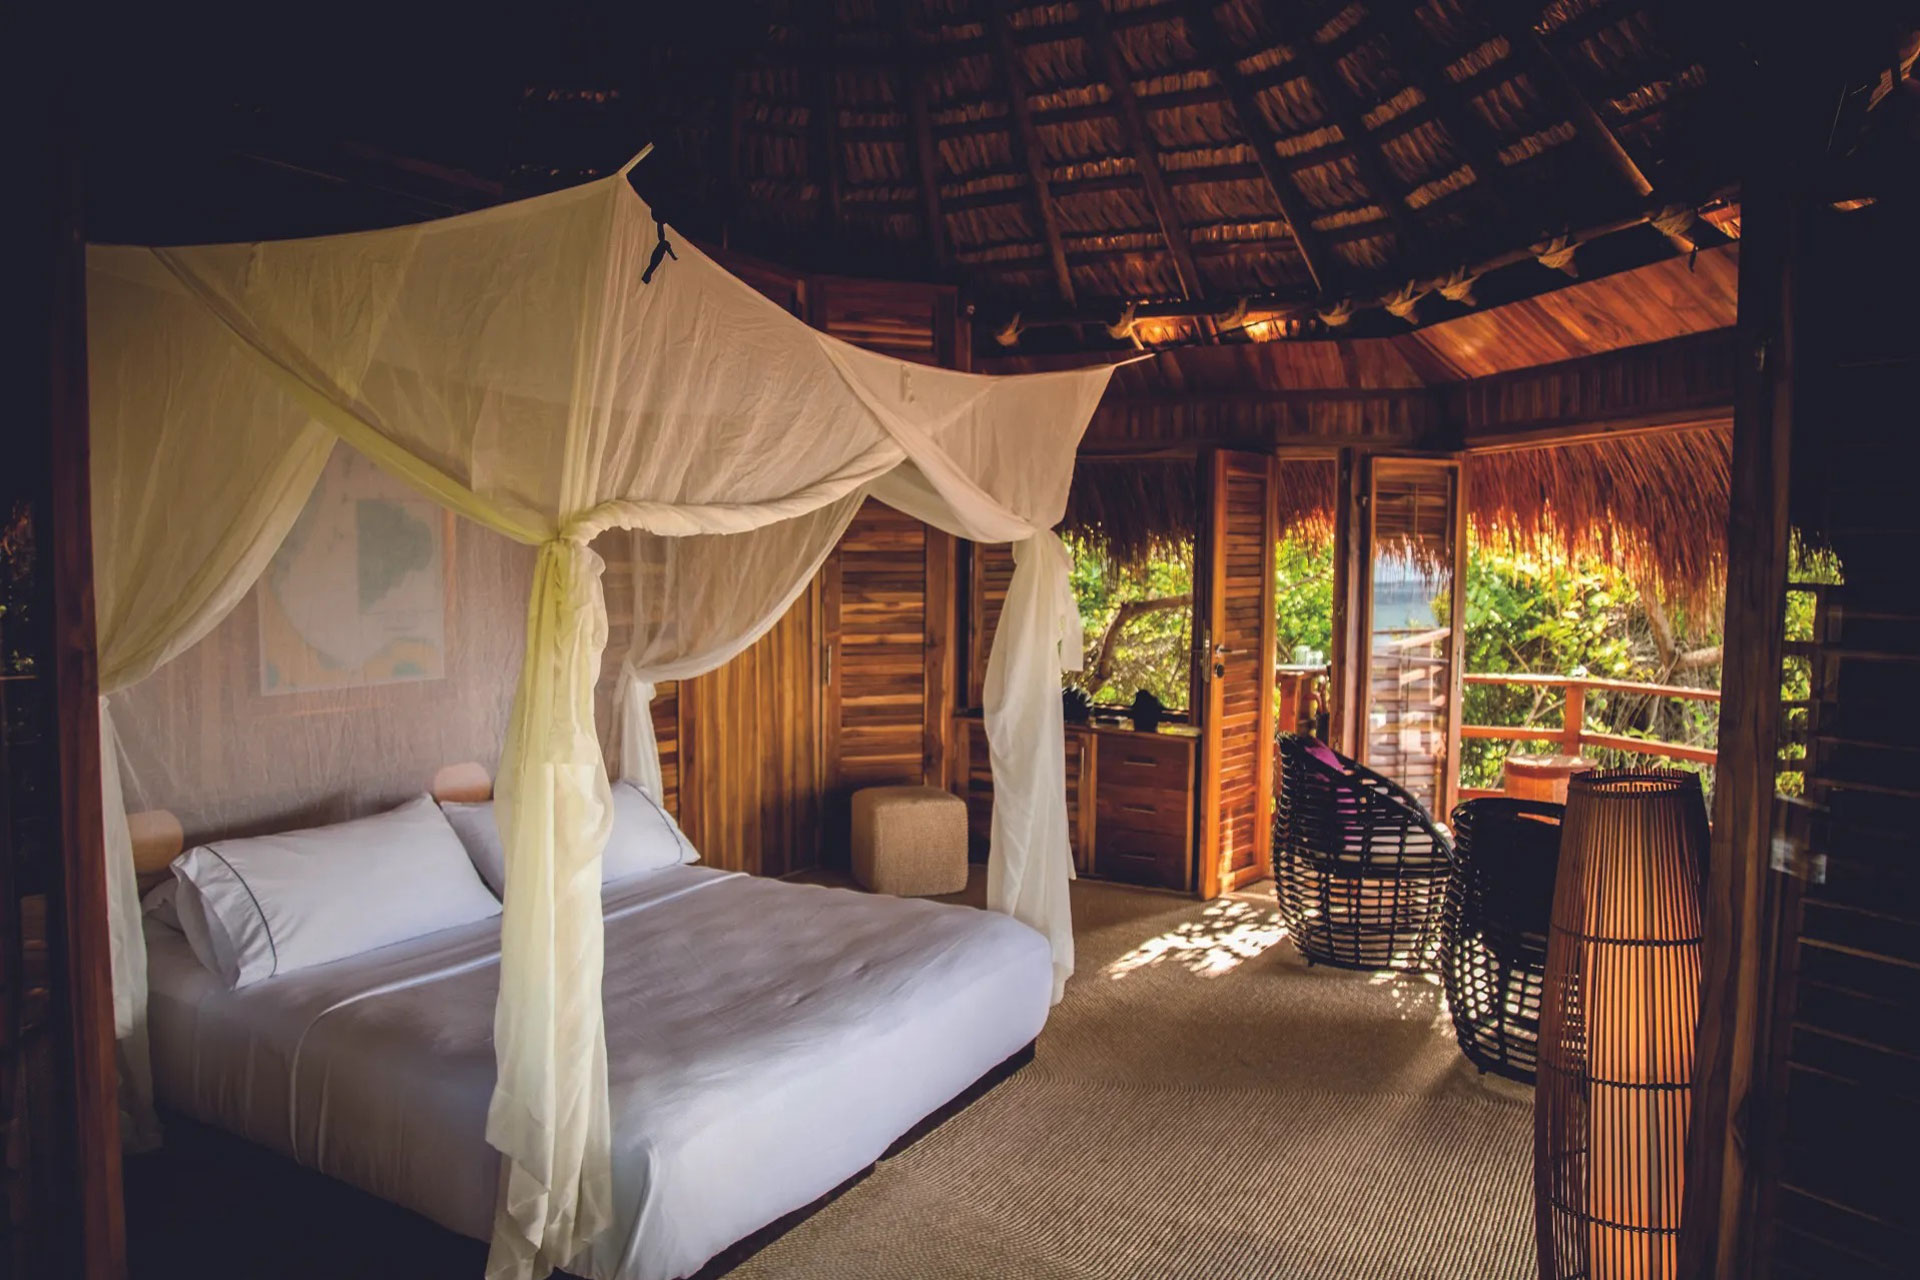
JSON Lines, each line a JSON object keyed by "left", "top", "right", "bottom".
{"left": 965, "top": 542, "right": 1016, "bottom": 708}
{"left": 825, "top": 500, "right": 931, "bottom": 794}
{"left": 1197, "top": 449, "right": 1279, "bottom": 896}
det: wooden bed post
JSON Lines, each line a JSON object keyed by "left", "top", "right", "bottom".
{"left": 22, "top": 40, "right": 129, "bottom": 1274}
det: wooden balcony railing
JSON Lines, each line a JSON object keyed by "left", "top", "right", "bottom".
{"left": 1460, "top": 672, "right": 1720, "bottom": 800}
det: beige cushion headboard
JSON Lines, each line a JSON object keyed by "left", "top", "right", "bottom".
{"left": 129, "top": 810, "right": 185, "bottom": 891}
{"left": 431, "top": 761, "right": 493, "bottom": 804}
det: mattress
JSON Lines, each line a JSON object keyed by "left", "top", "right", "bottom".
{"left": 146, "top": 866, "right": 1051, "bottom": 1280}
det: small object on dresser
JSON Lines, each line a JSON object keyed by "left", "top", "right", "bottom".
{"left": 1127, "top": 689, "right": 1165, "bottom": 733}
{"left": 1062, "top": 685, "right": 1092, "bottom": 724}
{"left": 850, "top": 785, "right": 969, "bottom": 897}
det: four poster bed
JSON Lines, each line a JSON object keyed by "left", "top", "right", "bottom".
{"left": 87, "top": 155, "right": 1117, "bottom": 1278}
{"left": 140, "top": 802, "right": 1049, "bottom": 1280}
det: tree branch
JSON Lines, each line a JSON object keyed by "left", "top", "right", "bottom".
{"left": 1086, "top": 595, "right": 1190, "bottom": 695}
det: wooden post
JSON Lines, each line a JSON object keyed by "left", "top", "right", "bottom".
{"left": 1679, "top": 184, "right": 1801, "bottom": 1280}
{"left": 1329, "top": 448, "right": 1368, "bottom": 756}
{"left": 27, "top": 39, "right": 128, "bottom": 1272}
{"left": 1560, "top": 681, "right": 1587, "bottom": 756}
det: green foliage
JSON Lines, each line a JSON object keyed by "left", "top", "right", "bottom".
{"left": 1064, "top": 534, "right": 1193, "bottom": 711}
{"left": 1063, "top": 528, "right": 1751, "bottom": 803}
{"left": 1776, "top": 537, "right": 1845, "bottom": 796}
{"left": 1274, "top": 535, "right": 1335, "bottom": 659}
{"left": 1455, "top": 550, "right": 1722, "bottom": 795}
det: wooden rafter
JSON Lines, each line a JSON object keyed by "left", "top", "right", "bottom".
{"left": 896, "top": 7, "right": 949, "bottom": 266}
{"left": 1180, "top": 0, "right": 1339, "bottom": 295}
{"left": 1259, "top": 2, "right": 1427, "bottom": 265}
{"left": 988, "top": 0, "right": 1077, "bottom": 305}
{"left": 1077, "top": 0, "right": 1208, "bottom": 302}
{"left": 1483, "top": 0, "right": 1663, "bottom": 209}
{"left": 1365, "top": 0, "right": 1520, "bottom": 219}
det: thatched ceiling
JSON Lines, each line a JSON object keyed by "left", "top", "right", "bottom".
{"left": 618, "top": 0, "right": 1739, "bottom": 349}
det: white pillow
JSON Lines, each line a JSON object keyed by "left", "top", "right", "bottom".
{"left": 170, "top": 794, "right": 502, "bottom": 989}
{"left": 141, "top": 878, "right": 183, "bottom": 932}
{"left": 441, "top": 780, "right": 698, "bottom": 898}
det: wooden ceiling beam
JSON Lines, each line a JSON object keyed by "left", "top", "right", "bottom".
{"left": 985, "top": 193, "right": 1732, "bottom": 330}
{"left": 988, "top": 0, "right": 1077, "bottom": 306}
{"left": 1077, "top": 0, "right": 1208, "bottom": 304}
{"left": 1483, "top": 0, "right": 1658, "bottom": 206}
{"left": 1180, "top": 0, "right": 1339, "bottom": 295}
{"left": 896, "top": 7, "right": 949, "bottom": 266}
{"left": 1259, "top": 2, "right": 1426, "bottom": 265}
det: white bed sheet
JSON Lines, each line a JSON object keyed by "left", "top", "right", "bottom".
{"left": 146, "top": 866, "right": 1051, "bottom": 1280}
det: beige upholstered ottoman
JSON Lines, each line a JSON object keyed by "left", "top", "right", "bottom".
{"left": 850, "top": 785, "right": 969, "bottom": 896}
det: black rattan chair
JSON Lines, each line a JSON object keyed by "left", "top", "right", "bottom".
{"left": 1272, "top": 735, "right": 1453, "bottom": 970}
{"left": 1440, "top": 797, "right": 1564, "bottom": 1082}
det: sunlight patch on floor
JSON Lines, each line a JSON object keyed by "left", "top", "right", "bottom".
{"left": 1105, "top": 898, "right": 1288, "bottom": 979}
{"left": 1368, "top": 968, "right": 1453, "bottom": 1031}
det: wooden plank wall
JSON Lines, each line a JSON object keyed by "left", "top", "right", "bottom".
{"left": 1450, "top": 329, "right": 1738, "bottom": 448}
{"left": 1751, "top": 201, "right": 1920, "bottom": 1280}
{"left": 1083, "top": 389, "right": 1432, "bottom": 453}
{"left": 678, "top": 588, "right": 822, "bottom": 878}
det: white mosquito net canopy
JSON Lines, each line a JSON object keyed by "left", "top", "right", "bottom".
{"left": 87, "top": 156, "right": 1116, "bottom": 1279}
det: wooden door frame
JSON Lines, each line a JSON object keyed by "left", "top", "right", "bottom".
{"left": 1329, "top": 447, "right": 1367, "bottom": 756}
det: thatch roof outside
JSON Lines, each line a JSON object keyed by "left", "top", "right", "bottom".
{"left": 1060, "top": 425, "right": 1728, "bottom": 611}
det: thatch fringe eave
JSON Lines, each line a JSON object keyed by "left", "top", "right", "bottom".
{"left": 1061, "top": 426, "right": 1730, "bottom": 617}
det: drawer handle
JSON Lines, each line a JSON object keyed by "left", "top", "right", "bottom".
{"left": 1121, "top": 802, "right": 1156, "bottom": 814}
{"left": 1124, "top": 754, "right": 1160, "bottom": 766}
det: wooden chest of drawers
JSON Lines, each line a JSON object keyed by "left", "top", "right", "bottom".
{"left": 956, "top": 716, "right": 1197, "bottom": 893}
{"left": 1091, "top": 730, "right": 1196, "bottom": 891}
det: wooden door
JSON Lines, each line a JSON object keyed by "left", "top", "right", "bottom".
{"left": 1196, "top": 449, "right": 1279, "bottom": 897}
{"left": 1360, "top": 456, "right": 1465, "bottom": 820}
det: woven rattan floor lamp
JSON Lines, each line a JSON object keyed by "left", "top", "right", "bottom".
{"left": 1535, "top": 769, "right": 1708, "bottom": 1280}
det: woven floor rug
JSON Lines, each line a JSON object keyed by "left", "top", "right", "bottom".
{"left": 730, "top": 876, "right": 1534, "bottom": 1280}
